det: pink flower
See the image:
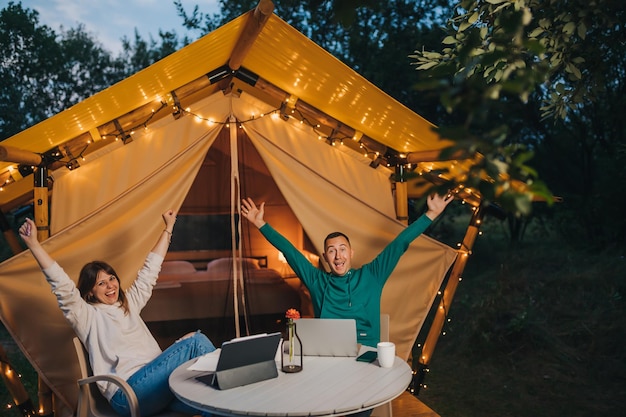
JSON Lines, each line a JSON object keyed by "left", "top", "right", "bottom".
{"left": 285, "top": 308, "right": 300, "bottom": 320}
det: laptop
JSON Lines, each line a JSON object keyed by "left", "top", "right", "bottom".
{"left": 294, "top": 318, "right": 359, "bottom": 357}
{"left": 196, "top": 332, "right": 281, "bottom": 390}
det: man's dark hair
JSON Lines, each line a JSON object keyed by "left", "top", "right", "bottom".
{"left": 324, "top": 231, "right": 350, "bottom": 249}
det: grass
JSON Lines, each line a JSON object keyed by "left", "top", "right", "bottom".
{"left": 1, "top": 222, "right": 625, "bottom": 416}
{"left": 417, "top": 228, "right": 626, "bottom": 417}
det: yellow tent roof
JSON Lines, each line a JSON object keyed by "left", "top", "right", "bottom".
{"left": 0, "top": 3, "right": 453, "bottom": 211}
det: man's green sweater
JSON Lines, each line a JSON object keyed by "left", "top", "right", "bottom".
{"left": 260, "top": 214, "right": 433, "bottom": 347}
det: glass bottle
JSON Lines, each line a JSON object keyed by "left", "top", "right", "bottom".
{"left": 281, "top": 318, "right": 303, "bottom": 372}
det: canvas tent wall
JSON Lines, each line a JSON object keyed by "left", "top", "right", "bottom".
{"left": 0, "top": 2, "right": 461, "bottom": 414}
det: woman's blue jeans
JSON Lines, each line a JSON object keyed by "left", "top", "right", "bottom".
{"left": 110, "top": 331, "right": 215, "bottom": 416}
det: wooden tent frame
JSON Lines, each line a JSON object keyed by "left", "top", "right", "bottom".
{"left": 0, "top": 0, "right": 490, "bottom": 414}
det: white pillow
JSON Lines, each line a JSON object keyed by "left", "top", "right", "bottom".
{"left": 206, "top": 257, "right": 260, "bottom": 273}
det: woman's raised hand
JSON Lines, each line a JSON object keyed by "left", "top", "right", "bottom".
{"left": 18, "top": 218, "right": 39, "bottom": 247}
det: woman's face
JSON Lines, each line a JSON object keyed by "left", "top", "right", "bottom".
{"left": 89, "top": 270, "right": 120, "bottom": 305}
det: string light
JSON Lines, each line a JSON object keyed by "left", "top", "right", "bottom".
{"left": 0, "top": 83, "right": 446, "bottom": 194}
{"left": 410, "top": 207, "right": 488, "bottom": 397}
{"left": 271, "top": 104, "right": 390, "bottom": 169}
{"left": 0, "top": 100, "right": 169, "bottom": 185}
{"left": 2, "top": 358, "right": 37, "bottom": 416}
{"left": 179, "top": 101, "right": 390, "bottom": 169}
{"left": 181, "top": 106, "right": 282, "bottom": 126}
{"left": 170, "top": 91, "right": 183, "bottom": 119}
{"left": 178, "top": 103, "right": 398, "bottom": 172}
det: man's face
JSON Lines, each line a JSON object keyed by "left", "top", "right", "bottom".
{"left": 323, "top": 235, "right": 353, "bottom": 276}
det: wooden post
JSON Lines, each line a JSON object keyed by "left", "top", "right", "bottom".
{"left": 33, "top": 167, "right": 49, "bottom": 241}
{"left": 228, "top": 0, "right": 275, "bottom": 70}
{"left": 395, "top": 165, "right": 408, "bottom": 225}
{"left": 0, "top": 145, "right": 42, "bottom": 166}
{"left": 413, "top": 204, "right": 484, "bottom": 393}
{"left": 32, "top": 166, "right": 53, "bottom": 415}
{"left": 0, "top": 346, "right": 37, "bottom": 416}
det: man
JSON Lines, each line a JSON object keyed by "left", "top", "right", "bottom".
{"left": 241, "top": 193, "right": 453, "bottom": 348}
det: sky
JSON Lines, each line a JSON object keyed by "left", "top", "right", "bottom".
{"left": 18, "top": 0, "right": 221, "bottom": 54}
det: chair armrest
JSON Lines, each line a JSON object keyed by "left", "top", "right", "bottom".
{"left": 78, "top": 374, "right": 140, "bottom": 417}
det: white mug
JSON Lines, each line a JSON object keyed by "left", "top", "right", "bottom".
{"left": 376, "top": 341, "right": 395, "bottom": 368}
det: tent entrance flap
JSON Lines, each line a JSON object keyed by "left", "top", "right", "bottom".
{"left": 0, "top": 92, "right": 228, "bottom": 410}
{"left": 229, "top": 113, "right": 248, "bottom": 338}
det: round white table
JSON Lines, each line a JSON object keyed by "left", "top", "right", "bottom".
{"left": 169, "top": 353, "right": 412, "bottom": 416}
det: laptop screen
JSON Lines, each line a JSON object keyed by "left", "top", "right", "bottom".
{"left": 294, "top": 318, "right": 359, "bottom": 357}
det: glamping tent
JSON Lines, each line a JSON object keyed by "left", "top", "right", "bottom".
{"left": 0, "top": 1, "right": 485, "bottom": 415}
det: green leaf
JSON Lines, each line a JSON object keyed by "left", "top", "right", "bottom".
{"left": 525, "top": 39, "right": 546, "bottom": 54}
{"left": 566, "top": 62, "right": 582, "bottom": 79}
{"left": 538, "top": 18, "right": 551, "bottom": 29}
{"left": 577, "top": 21, "right": 587, "bottom": 39}
{"left": 442, "top": 35, "right": 457, "bottom": 45}
{"left": 485, "top": 0, "right": 508, "bottom": 5}
{"left": 421, "top": 51, "right": 443, "bottom": 59}
{"left": 527, "top": 180, "right": 555, "bottom": 206}
{"left": 416, "top": 61, "right": 439, "bottom": 70}
{"left": 563, "top": 21, "right": 576, "bottom": 34}
{"left": 459, "top": 20, "right": 473, "bottom": 32}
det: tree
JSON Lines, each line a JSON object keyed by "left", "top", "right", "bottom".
{"left": 410, "top": 0, "right": 625, "bottom": 218}
{"left": 118, "top": 29, "right": 188, "bottom": 76}
{"left": 0, "top": 3, "right": 125, "bottom": 139}
{"left": 1, "top": 2, "right": 63, "bottom": 139}
{"left": 0, "top": 2, "right": 189, "bottom": 140}
{"left": 533, "top": 69, "right": 626, "bottom": 247}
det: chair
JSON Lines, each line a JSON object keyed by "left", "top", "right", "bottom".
{"left": 371, "top": 313, "right": 393, "bottom": 417}
{"left": 73, "top": 337, "right": 186, "bottom": 417}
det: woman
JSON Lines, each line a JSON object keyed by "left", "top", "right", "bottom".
{"left": 19, "top": 210, "right": 214, "bottom": 417}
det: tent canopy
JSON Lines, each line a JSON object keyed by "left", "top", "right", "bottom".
{"left": 0, "top": 2, "right": 460, "bottom": 414}
{"left": 0, "top": 0, "right": 474, "bottom": 213}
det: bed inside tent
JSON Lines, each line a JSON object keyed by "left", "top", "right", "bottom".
{"left": 0, "top": 1, "right": 488, "bottom": 415}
